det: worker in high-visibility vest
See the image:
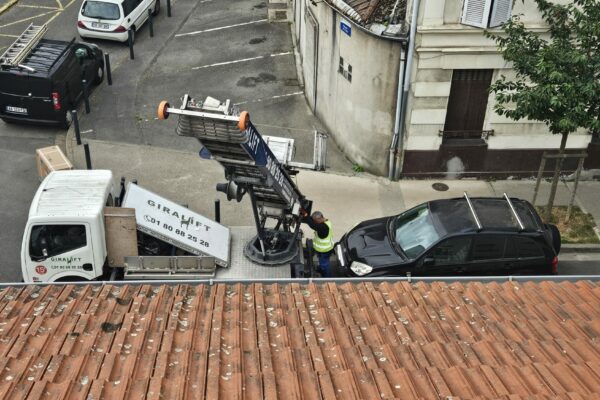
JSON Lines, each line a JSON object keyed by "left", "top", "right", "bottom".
{"left": 301, "top": 210, "right": 334, "bottom": 277}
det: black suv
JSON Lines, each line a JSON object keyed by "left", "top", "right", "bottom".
{"left": 1, "top": 36, "right": 104, "bottom": 128}
{"left": 335, "top": 194, "right": 560, "bottom": 277}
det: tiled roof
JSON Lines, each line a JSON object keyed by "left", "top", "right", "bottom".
{"left": 1, "top": 280, "right": 599, "bottom": 399}
{"left": 328, "top": 0, "right": 407, "bottom": 26}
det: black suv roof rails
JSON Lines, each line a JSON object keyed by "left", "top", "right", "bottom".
{"left": 463, "top": 192, "right": 483, "bottom": 231}
{"left": 503, "top": 193, "right": 525, "bottom": 231}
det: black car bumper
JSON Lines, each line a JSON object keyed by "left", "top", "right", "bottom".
{"left": 1, "top": 113, "right": 63, "bottom": 126}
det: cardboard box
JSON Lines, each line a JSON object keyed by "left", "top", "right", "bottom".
{"left": 35, "top": 145, "right": 73, "bottom": 179}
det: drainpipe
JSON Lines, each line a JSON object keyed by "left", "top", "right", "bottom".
{"left": 388, "top": 0, "right": 420, "bottom": 180}
{"left": 388, "top": 49, "right": 406, "bottom": 180}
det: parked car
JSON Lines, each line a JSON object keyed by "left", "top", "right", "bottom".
{"left": 77, "top": 0, "right": 160, "bottom": 43}
{"left": 0, "top": 35, "right": 104, "bottom": 128}
{"left": 334, "top": 194, "right": 561, "bottom": 277}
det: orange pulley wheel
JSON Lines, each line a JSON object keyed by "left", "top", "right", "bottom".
{"left": 238, "top": 111, "right": 250, "bottom": 131}
{"left": 157, "top": 100, "right": 170, "bottom": 120}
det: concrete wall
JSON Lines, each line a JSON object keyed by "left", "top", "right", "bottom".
{"left": 293, "top": 0, "right": 404, "bottom": 175}
{"left": 402, "top": 0, "right": 591, "bottom": 175}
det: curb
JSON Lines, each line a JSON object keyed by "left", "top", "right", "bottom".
{"left": 0, "top": 0, "right": 17, "bottom": 16}
{"left": 560, "top": 244, "right": 600, "bottom": 254}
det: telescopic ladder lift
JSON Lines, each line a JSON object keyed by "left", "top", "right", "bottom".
{"left": 157, "top": 95, "right": 312, "bottom": 265}
{"left": 0, "top": 24, "right": 47, "bottom": 69}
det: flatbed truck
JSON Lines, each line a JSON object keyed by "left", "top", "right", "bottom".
{"left": 21, "top": 170, "right": 303, "bottom": 283}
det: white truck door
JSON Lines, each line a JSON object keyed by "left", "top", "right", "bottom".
{"left": 22, "top": 223, "right": 98, "bottom": 282}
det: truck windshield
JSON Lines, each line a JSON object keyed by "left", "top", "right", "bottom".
{"left": 81, "top": 1, "right": 120, "bottom": 20}
{"left": 29, "top": 225, "right": 87, "bottom": 260}
{"left": 391, "top": 204, "right": 441, "bottom": 259}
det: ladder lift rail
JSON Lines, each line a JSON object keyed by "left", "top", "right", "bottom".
{"left": 158, "top": 95, "right": 311, "bottom": 265}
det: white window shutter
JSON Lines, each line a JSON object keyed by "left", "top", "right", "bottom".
{"left": 461, "top": 0, "right": 493, "bottom": 28}
{"left": 489, "top": 0, "right": 513, "bottom": 27}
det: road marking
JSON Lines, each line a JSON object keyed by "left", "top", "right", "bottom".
{"left": 234, "top": 91, "right": 303, "bottom": 105}
{"left": 0, "top": 33, "right": 17, "bottom": 38}
{"left": 55, "top": 0, "right": 63, "bottom": 9}
{"left": 199, "top": 0, "right": 213, "bottom": 2}
{"left": 176, "top": 19, "right": 268, "bottom": 37}
{"left": 192, "top": 51, "right": 292, "bottom": 70}
{"left": 44, "top": 11, "right": 62, "bottom": 25}
{"left": 0, "top": 0, "right": 18, "bottom": 16}
{"left": 0, "top": 11, "right": 55, "bottom": 28}
{"left": 17, "top": 4, "right": 61, "bottom": 10}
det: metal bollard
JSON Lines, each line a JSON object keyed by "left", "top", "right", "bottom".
{"left": 104, "top": 53, "right": 112, "bottom": 85}
{"left": 128, "top": 30, "right": 134, "bottom": 60}
{"left": 82, "top": 80, "right": 90, "bottom": 114}
{"left": 72, "top": 110, "right": 81, "bottom": 145}
{"left": 167, "top": 0, "right": 171, "bottom": 17}
{"left": 84, "top": 143, "right": 93, "bottom": 170}
{"left": 148, "top": 9, "right": 154, "bottom": 37}
{"left": 215, "top": 199, "right": 221, "bottom": 223}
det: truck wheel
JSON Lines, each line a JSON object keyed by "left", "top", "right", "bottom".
{"left": 93, "top": 65, "right": 104, "bottom": 85}
{"left": 55, "top": 276, "right": 88, "bottom": 282}
{"left": 152, "top": 0, "right": 160, "bottom": 15}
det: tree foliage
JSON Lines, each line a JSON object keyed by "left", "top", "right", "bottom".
{"left": 485, "top": 0, "right": 600, "bottom": 137}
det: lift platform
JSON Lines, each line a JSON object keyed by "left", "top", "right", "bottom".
{"left": 157, "top": 95, "right": 312, "bottom": 265}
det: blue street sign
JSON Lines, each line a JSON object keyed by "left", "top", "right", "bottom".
{"left": 340, "top": 20, "right": 351, "bottom": 37}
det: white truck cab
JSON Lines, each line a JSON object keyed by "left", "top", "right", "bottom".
{"left": 21, "top": 170, "right": 114, "bottom": 283}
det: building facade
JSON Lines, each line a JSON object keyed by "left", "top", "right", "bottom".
{"left": 401, "top": 0, "right": 598, "bottom": 177}
{"left": 293, "top": 0, "right": 599, "bottom": 177}
{"left": 292, "top": 0, "right": 407, "bottom": 176}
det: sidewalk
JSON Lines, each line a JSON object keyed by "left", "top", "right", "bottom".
{"left": 65, "top": 134, "right": 600, "bottom": 244}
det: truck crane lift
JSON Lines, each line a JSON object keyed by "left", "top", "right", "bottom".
{"left": 157, "top": 95, "right": 312, "bottom": 265}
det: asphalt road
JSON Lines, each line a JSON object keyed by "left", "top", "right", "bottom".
{"left": 0, "top": 0, "right": 126, "bottom": 281}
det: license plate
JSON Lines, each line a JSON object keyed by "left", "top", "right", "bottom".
{"left": 91, "top": 22, "right": 109, "bottom": 29}
{"left": 6, "top": 106, "right": 27, "bottom": 114}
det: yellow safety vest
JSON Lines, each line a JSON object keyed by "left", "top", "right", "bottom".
{"left": 313, "top": 220, "right": 334, "bottom": 253}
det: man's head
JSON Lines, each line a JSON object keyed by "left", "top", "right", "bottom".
{"left": 311, "top": 211, "right": 325, "bottom": 224}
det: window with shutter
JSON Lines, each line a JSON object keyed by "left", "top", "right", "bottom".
{"left": 442, "top": 69, "right": 493, "bottom": 142}
{"left": 489, "top": 0, "right": 513, "bottom": 27}
{"left": 461, "top": 0, "right": 492, "bottom": 28}
{"left": 461, "top": 0, "right": 512, "bottom": 28}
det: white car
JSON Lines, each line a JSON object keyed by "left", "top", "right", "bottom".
{"left": 77, "top": 0, "right": 159, "bottom": 43}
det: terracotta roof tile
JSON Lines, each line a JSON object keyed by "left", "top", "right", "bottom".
{"left": 1, "top": 281, "right": 600, "bottom": 398}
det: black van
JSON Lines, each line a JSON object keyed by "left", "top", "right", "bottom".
{"left": 0, "top": 39, "right": 104, "bottom": 128}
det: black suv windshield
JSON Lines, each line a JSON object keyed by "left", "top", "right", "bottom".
{"left": 82, "top": 1, "right": 120, "bottom": 20}
{"left": 391, "top": 204, "right": 441, "bottom": 259}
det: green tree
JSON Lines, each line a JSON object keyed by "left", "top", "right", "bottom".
{"left": 486, "top": 0, "right": 600, "bottom": 220}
